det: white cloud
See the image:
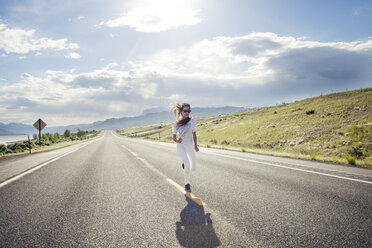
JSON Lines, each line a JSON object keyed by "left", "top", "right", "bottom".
{"left": 137, "top": 32, "right": 372, "bottom": 83}
{"left": 98, "top": 1, "right": 201, "bottom": 32}
{"left": 77, "top": 15, "right": 85, "bottom": 20}
{"left": 0, "top": 65, "right": 153, "bottom": 125}
{"left": 19, "top": 56, "right": 27, "bottom": 60}
{"left": 109, "top": 33, "right": 119, "bottom": 38}
{"left": 0, "top": 20, "right": 79, "bottom": 54}
{"left": 1, "top": 33, "right": 371, "bottom": 125}
{"left": 64, "top": 52, "right": 82, "bottom": 59}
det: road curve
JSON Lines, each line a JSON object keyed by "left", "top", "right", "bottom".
{"left": 0, "top": 131, "right": 371, "bottom": 247}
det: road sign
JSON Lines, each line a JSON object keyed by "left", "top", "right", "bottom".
{"left": 33, "top": 119, "right": 47, "bottom": 131}
{"left": 33, "top": 119, "right": 47, "bottom": 144}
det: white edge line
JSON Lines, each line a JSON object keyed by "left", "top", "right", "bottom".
{"left": 111, "top": 131, "right": 173, "bottom": 147}
{"left": 113, "top": 131, "right": 371, "bottom": 185}
{"left": 212, "top": 153, "right": 372, "bottom": 185}
{"left": 0, "top": 138, "right": 101, "bottom": 189}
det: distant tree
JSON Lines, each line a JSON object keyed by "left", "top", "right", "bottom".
{"left": 53, "top": 132, "right": 61, "bottom": 141}
{"left": 64, "top": 129, "right": 71, "bottom": 138}
{"left": 46, "top": 133, "right": 54, "bottom": 142}
{"left": 77, "top": 129, "right": 86, "bottom": 138}
{"left": 33, "top": 134, "right": 38, "bottom": 140}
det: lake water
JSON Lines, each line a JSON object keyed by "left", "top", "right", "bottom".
{"left": 0, "top": 135, "right": 30, "bottom": 145}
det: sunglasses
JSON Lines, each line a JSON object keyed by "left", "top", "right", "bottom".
{"left": 182, "top": 109, "right": 191, "bottom": 113}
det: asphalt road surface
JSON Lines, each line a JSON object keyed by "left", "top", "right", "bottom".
{"left": 0, "top": 131, "right": 371, "bottom": 247}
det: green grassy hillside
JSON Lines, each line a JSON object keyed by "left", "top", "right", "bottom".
{"left": 116, "top": 88, "right": 372, "bottom": 167}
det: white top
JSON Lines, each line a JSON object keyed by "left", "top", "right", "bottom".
{"left": 172, "top": 118, "right": 196, "bottom": 145}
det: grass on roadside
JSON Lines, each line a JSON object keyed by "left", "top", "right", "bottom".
{"left": 0, "top": 130, "right": 103, "bottom": 158}
{"left": 116, "top": 88, "right": 372, "bottom": 167}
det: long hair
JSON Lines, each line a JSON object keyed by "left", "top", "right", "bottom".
{"left": 172, "top": 102, "right": 191, "bottom": 126}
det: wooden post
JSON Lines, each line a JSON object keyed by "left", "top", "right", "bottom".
{"left": 28, "top": 136, "right": 31, "bottom": 154}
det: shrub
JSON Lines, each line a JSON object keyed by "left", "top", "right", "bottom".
{"left": 38, "top": 140, "right": 48, "bottom": 146}
{"left": 18, "top": 143, "right": 27, "bottom": 149}
{"left": 306, "top": 110, "right": 315, "bottom": 115}
{"left": 221, "top": 140, "right": 230, "bottom": 145}
{"left": 349, "top": 146, "right": 364, "bottom": 158}
{"left": 25, "top": 140, "right": 34, "bottom": 148}
{"left": 345, "top": 155, "right": 356, "bottom": 165}
{"left": 206, "top": 144, "right": 211, "bottom": 148}
{"left": 7, "top": 144, "right": 18, "bottom": 151}
{"left": 253, "top": 143, "right": 261, "bottom": 148}
{"left": 5, "top": 148, "right": 14, "bottom": 154}
{"left": 209, "top": 139, "right": 218, "bottom": 144}
{"left": 42, "top": 133, "right": 49, "bottom": 142}
{"left": 0, "top": 144, "right": 6, "bottom": 154}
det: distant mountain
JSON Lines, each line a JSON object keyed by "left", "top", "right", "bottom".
{"left": 0, "top": 123, "right": 30, "bottom": 135}
{"left": 141, "top": 107, "right": 168, "bottom": 115}
{"left": 85, "top": 106, "right": 246, "bottom": 131}
{"left": 0, "top": 106, "right": 246, "bottom": 134}
{"left": 0, "top": 121, "right": 91, "bottom": 135}
{"left": 44, "top": 123, "right": 91, "bottom": 134}
{"left": 0, "top": 127, "right": 16, "bottom": 135}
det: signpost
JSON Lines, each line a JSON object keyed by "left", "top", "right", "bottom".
{"left": 28, "top": 136, "right": 31, "bottom": 154}
{"left": 33, "top": 118, "right": 47, "bottom": 144}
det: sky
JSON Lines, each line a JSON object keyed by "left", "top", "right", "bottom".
{"left": 0, "top": 0, "right": 371, "bottom": 126}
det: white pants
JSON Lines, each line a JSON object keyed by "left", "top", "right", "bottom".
{"left": 177, "top": 143, "right": 196, "bottom": 185}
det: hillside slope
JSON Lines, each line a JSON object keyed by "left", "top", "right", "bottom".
{"left": 116, "top": 88, "right": 372, "bottom": 167}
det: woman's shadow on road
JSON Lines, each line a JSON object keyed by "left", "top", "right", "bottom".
{"left": 176, "top": 195, "right": 221, "bottom": 247}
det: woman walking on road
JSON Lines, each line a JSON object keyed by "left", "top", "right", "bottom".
{"left": 172, "top": 103, "right": 199, "bottom": 192}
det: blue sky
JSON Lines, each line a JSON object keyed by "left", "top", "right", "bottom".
{"left": 0, "top": 0, "right": 371, "bottom": 126}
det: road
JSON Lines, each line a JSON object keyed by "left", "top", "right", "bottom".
{"left": 0, "top": 131, "right": 371, "bottom": 247}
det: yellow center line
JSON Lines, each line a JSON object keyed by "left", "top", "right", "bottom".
{"left": 166, "top": 178, "right": 206, "bottom": 206}
{"left": 120, "top": 144, "right": 206, "bottom": 206}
